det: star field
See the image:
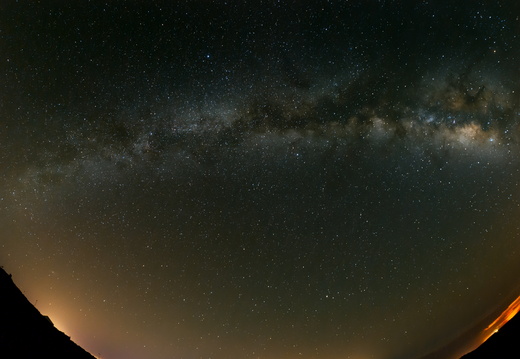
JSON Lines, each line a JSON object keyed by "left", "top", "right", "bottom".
{"left": 0, "top": 1, "right": 519, "bottom": 359}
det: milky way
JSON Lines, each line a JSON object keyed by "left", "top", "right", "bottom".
{"left": 1, "top": 2, "right": 520, "bottom": 359}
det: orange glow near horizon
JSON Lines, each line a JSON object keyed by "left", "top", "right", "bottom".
{"left": 484, "top": 295, "right": 520, "bottom": 332}
{"left": 474, "top": 295, "right": 520, "bottom": 348}
{"left": 43, "top": 311, "right": 70, "bottom": 335}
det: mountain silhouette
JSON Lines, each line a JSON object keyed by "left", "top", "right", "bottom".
{"left": 1, "top": 264, "right": 517, "bottom": 359}
{"left": 460, "top": 304, "right": 520, "bottom": 359}
{"left": 0, "top": 266, "right": 95, "bottom": 358}
{"left": 419, "top": 293, "right": 520, "bottom": 359}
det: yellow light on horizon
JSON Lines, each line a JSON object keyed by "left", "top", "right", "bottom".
{"left": 474, "top": 294, "right": 520, "bottom": 349}
{"left": 484, "top": 295, "right": 520, "bottom": 332}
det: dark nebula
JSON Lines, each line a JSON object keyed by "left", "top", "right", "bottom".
{"left": 0, "top": 1, "right": 519, "bottom": 359}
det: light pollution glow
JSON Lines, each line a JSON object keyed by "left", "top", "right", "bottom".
{"left": 482, "top": 295, "right": 520, "bottom": 338}
{"left": 461, "top": 295, "right": 520, "bottom": 357}
{"left": 1, "top": 2, "right": 519, "bottom": 359}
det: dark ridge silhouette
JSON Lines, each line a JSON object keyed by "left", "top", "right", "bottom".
{"left": 419, "top": 293, "right": 520, "bottom": 359}
{"left": 460, "top": 307, "right": 520, "bottom": 359}
{"left": 0, "top": 266, "right": 96, "bottom": 359}
{"left": 2, "top": 263, "right": 517, "bottom": 359}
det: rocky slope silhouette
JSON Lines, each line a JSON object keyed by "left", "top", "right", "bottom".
{"left": 1, "top": 264, "right": 517, "bottom": 359}
{"left": 460, "top": 306, "right": 520, "bottom": 359}
{"left": 419, "top": 293, "right": 520, "bottom": 359}
{"left": 0, "top": 267, "right": 95, "bottom": 358}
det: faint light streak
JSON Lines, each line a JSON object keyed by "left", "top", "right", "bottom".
{"left": 484, "top": 295, "right": 520, "bottom": 332}
{"left": 478, "top": 295, "right": 520, "bottom": 346}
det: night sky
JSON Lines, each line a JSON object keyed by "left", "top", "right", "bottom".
{"left": 1, "top": 1, "right": 520, "bottom": 359}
